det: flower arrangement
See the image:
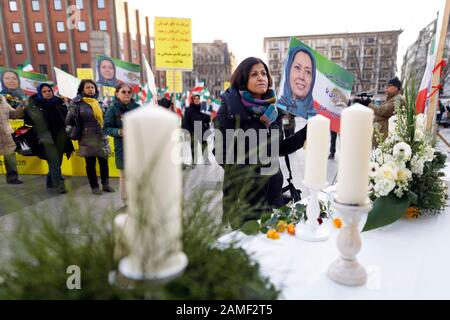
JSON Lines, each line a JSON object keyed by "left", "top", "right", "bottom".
{"left": 240, "top": 201, "right": 330, "bottom": 238}
{"left": 364, "top": 85, "right": 447, "bottom": 231}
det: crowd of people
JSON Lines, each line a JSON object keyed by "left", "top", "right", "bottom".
{"left": 1, "top": 55, "right": 412, "bottom": 227}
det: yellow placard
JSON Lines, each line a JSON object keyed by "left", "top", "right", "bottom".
{"left": 224, "top": 81, "right": 231, "bottom": 91}
{"left": 154, "top": 17, "right": 193, "bottom": 70}
{"left": 166, "top": 71, "right": 183, "bottom": 93}
{"left": 77, "top": 68, "right": 94, "bottom": 80}
{"left": 102, "top": 86, "right": 116, "bottom": 97}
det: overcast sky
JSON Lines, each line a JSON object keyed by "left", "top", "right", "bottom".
{"left": 128, "top": 0, "right": 445, "bottom": 73}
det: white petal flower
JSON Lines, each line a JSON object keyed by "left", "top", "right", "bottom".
{"left": 393, "top": 142, "right": 412, "bottom": 161}
{"left": 377, "top": 164, "right": 398, "bottom": 181}
{"left": 373, "top": 179, "right": 396, "bottom": 197}
{"left": 369, "top": 162, "right": 379, "bottom": 179}
{"left": 396, "top": 167, "right": 412, "bottom": 182}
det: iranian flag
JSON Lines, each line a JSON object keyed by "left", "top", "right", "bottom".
{"left": 142, "top": 54, "right": 158, "bottom": 106}
{"left": 19, "top": 59, "right": 34, "bottom": 72}
{"left": 416, "top": 9, "right": 444, "bottom": 114}
{"left": 0, "top": 66, "right": 47, "bottom": 96}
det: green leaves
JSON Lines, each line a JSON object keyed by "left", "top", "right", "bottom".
{"left": 363, "top": 193, "right": 410, "bottom": 232}
{"left": 240, "top": 220, "right": 261, "bottom": 236}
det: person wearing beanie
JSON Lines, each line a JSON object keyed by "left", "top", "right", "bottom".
{"left": 367, "top": 76, "right": 405, "bottom": 145}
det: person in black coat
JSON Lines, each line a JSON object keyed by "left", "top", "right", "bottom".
{"left": 24, "top": 83, "right": 74, "bottom": 193}
{"left": 214, "top": 57, "right": 307, "bottom": 228}
{"left": 182, "top": 94, "right": 211, "bottom": 165}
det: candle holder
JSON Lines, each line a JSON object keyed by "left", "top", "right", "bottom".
{"left": 296, "top": 181, "right": 329, "bottom": 242}
{"left": 327, "top": 197, "right": 372, "bottom": 286}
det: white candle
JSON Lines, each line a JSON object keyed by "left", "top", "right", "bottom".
{"left": 304, "top": 115, "right": 330, "bottom": 187}
{"left": 121, "top": 106, "right": 184, "bottom": 276}
{"left": 337, "top": 104, "right": 374, "bottom": 205}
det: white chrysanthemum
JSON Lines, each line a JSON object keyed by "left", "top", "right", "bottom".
{"left": 411, "top": 156, "right": 425, "bottom": 175}
{"left": 373, "top": 179, "right": 396, "bottom": 197}
{"left": 369, "top": 162, "right": 379, "bottom": 179}
{"left": 377, "top": 163, "right": 398, "bottom": 181}
{"left": 396, "top": 167, "right": 412, "bottom": 182}
{"left": 393, "top": 142, "right": 412, "bottom": 161}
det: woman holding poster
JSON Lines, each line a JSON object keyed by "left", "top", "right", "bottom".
{"left": 277, "top": 44, "right": 317, "bottom": 119}
{"left": 214, "top": 57, "right": 307, "bottom": 228}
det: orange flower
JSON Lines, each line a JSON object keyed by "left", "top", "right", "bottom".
{"left": 405, "top": 207, "right": 420, "bottom": 219}
{"left": 287, "top": 224, "right": 296, "bottom": 235}
{"left": 333, "top": 218, "right": 343, "bottom": 229}
{"left": 267, "top": 229, "right": 280, "bottom": 240}
{"left": 276, "top": 221, "right": 288, "bottom": 233}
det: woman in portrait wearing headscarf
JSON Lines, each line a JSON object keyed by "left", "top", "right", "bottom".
{"left": 277, "top": 44, "right": 317, "bottom": 120}
{"left": 97, "top": 56, "right": 118, "bottom": 88}
{"left": 0, "top": 70, "right": 27, "bottom": 109}
{"left": 24, "top": 83, "right": 74, "bottom": 193}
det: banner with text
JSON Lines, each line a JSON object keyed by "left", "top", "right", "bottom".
{"left": 154, "top": 17, "right": 193, "bottom": 70}
{"left": 166, "top": 70, "right": 183, "bottom": 93}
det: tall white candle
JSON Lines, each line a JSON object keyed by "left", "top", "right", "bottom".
{"left": 120, "top": 106, "right": 185, "bottom": 277}
{"left": 304, "top": 115, "right": 330, "bottom": 187}
{"left": 337, "top": 104, "right": 374, "bottom": 205}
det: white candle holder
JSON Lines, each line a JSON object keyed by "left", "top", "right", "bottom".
{"left": 327, "top": 197, "right": 372, "bottom": 286}
{"left": 296, "top": 181, "right": 329, "bottom": 242}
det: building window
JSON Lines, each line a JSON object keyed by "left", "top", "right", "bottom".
{"left": 331, "top": 49, "right": 342, "bottom": 58}
{"left": 9, "top": 1, "right": 17, "bottom": 11}
{"left": 54, "top": 0, "right": 62, "bottom": 10}
{"left": 37, "top": 43, "right": 46, "bottom": 53}
{"left": 76, "top": 0, "right": 83, "bottom": 9}
{"left": 80, "top": 42, "right": 88, "bottom": 52}
{"left": 59, "top": 42, "right": 67, "bottom": 53}
{"left": 61, "top": 64, "right": 69, "bottom": 72}
{"left": 32, "top": 0, "right": 40, "bottom": 11}
{"left": 15, "top": 43, "right": 23, "bottom": 54}
{"left": 364, "top": 48, "right": 375, "bottom": 56}
{"left": 56, "top": 21, "right": 65, "bottom": 32}
{"left": 270, "top": 41, "right": 279, "bottom": 49}
{"left": 12, "top": 22, "right": 20, "bottom": 33}
{"left": 39, "top": 64, "right": 48, "bottom": 75}
{"left": 77, "top": 21, "right": 86, "bottom": 32}
{"left": 97, "top": 0, "right": 105, "bottom": 8}
{"left": 34, "top": 22, "right": 43, "bottom": 33}
{"left": 366, "top": 37, "right": 376, "bottom": 44}
{"left": 99, "top": 20, "right": 107, "bottom": 31}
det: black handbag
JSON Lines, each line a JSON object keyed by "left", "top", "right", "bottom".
{"left": 12, "top": 125, "right": 36, "bottom": 156}
{"left": 69, "top": 106, "right": 82, "bottom": 140}
{"left": 282, "top": 152, "right": 302, "bottom": 204}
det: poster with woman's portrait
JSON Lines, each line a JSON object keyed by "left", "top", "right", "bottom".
{"left": 0, "top": 67, "right": 48, "bottom": 97}
{"left": 277, "top": 37, "right": 354, "bottom": 132}
{"left": 95, "top": 55, "right": 141, "bottom": 93}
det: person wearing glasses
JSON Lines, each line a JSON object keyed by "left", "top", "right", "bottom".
{"left": 104, "top": 83, "right": 140, "bottom": 205}
{"left": 67, "top": 80, "right": 115, "bottom": 195}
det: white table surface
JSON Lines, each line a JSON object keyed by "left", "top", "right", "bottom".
{"left": 218, "top": 183, "right": 450, "bottom": 300}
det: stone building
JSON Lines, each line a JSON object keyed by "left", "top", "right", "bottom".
{"left": 264, "top": 30, "right": 402, "bottom": 100}
{"left": 182, "top": 40, "right": 233, "bottom": 98}
{"left": 401, "top": 19, "right": 450, "bottom": 100}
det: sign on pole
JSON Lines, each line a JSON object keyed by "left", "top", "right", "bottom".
{"left": 154, "top": 17, "right": 193, "bottom": 71}
{"left": 166, "top": 70, "right": 183, "bottom": 93}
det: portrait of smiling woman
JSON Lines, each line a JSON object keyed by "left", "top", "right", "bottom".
{"left": 277, "top": 44, "right": 317, "bottom": 120}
